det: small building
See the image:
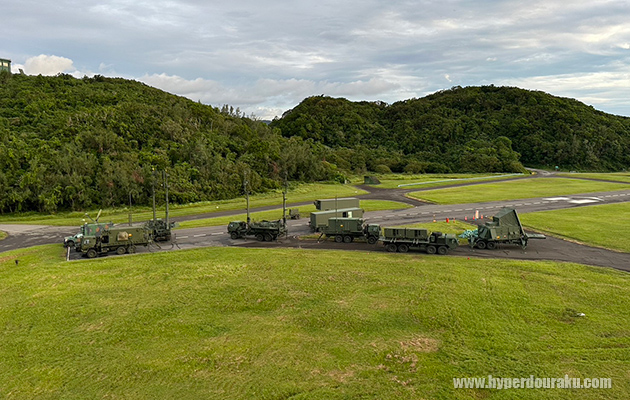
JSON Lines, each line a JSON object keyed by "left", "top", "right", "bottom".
{"left": 0, "top": 58, "right": 11, "bottom": 73}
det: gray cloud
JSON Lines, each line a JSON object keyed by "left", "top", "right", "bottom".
{"left": 2, "top": 0, "right": 630, "bottom": 118}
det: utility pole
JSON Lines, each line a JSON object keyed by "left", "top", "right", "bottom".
{"left": 152, "top": 168, "right": 157, "bottom": 223}
{"left": 244, "top": 171, "right": 250, "bottom": 225}
{"left": 164, "top": 170, "right": 170, "bottom": 228}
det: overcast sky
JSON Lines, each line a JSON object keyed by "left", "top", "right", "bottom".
{"left": 3, "top": 0, "right": 630, "bottom": 119}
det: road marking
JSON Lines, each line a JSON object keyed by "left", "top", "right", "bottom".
{"left": 211, "top": 232, "right": 222, "bottom": 235}
{"left": 178, "top": 236, "right": 189, "bottom": 239}
{"left": 569, "top": 199, "right": 601, "bottom": 204}
{"left": 193, "top": 234, "right": 206, "bottom": 237}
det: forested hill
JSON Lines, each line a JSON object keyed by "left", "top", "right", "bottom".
{"left": 2, "top": 72, "right": 628, "bottom": 214}
{"left": 0, "top": 73, "right": 335, "bottom": 213}
{"left": 271, "top": 86, "right": 630, "bottom": 173}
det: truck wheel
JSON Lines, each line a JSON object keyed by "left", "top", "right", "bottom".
{"left": 86, "top": 249, "right": 97, "bottom": 259}
{"left": 437, "top": 246, "right": 448, "bottom": 255}
{"left": 230, "top": 231, "right": 240, "bottom": 240}
{"left": 264, "top": 233, "right": 273, "bottom": 242}
{"left": 128, "top": 245, "right": 136, "bottom": 254}
{"left": 116, "top": 246, "right": 126, "bottom": 255}
{"left": 66, "top": 240, "right": 75, "bottom": 248}
{"left": 397, "top": 244, "right": 409, "bottom": 253}
{"left": 335, "top": 235, "right": 343, "bottom": 243}
{"left": 486, "top": 242, "right": 496, "bottom": 250}
{"left": 255, "top": 233, "right": 264, "bottom": 241}
{"left": 385, "top": 243, "right": 397, "bottom": 252}
{"left": 367, "top": 236, "right": 377, "bottom": 245}
{"left": 476, "top": 241, "right": 487, "bottom": 249}
{"left": 343, "top": 235, "right": 353, "bottom": 243}
{"left": 426, "top": 245, "right": 436, "bottom": 254}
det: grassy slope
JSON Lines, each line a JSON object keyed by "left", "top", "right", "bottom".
{"left": 408, "top": 178, "right": 629, "bottom": 204}
{"left": 520, "top": 203, "right": 630, "bottom": 252}
{"left": 1, "top": 245, "right": 629, "bottom": 399}
{"left": 363, "top": 173, "right": 528, "bottom": 189}
{"left": 557, "top": 172, "right": 630, "bottom": 184}
{"left": 0, "top": 183, "right": 367, "bottom": 226}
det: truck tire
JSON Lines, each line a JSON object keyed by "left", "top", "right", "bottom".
{"left": 264, "top": 233, "right": 273, "bottom": 242}
{"left": 116, "top": 246, "right": 126, "bottom": 255}
{"left": 437, "top": 246, "right": 448, "bottom": 255}
{"left": 476, "top": 241, "right": 487, "bottom": 249}
{"left": 343, "top": 235, "right": 353, "bottom": 243}
{"left": 486, "top": 242, "right": 496, "bottom": 250}
{"left": 426, "top": 245, "right": 436, "bottom": 254}
{"left": 230, "top": 231, "right": 240, "bottom": 240}
{"left": 335, "top": 235, "right": 343, "bottom": 243}
{"left": 65, "top": 240, "right": 75, "bottom": 248}
{"left": 397, "top": 244, "right": 409, "bottom": 253}
{"left": 385, "top": 243, "right": 397, "bottom": 252}
{"left": 128, "top": 245, "right": 136, "bottom": 254}
{"left": 256, "top": 233, "right": 264, "bottom": 242}
{"left": 367, "top": 236, "right": 377, "bottom": 245}
{"left": 86, "top": 249, "right": 97, "bottom": 259}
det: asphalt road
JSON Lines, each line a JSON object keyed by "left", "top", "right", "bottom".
{"left": 2, "top": 182, "right": 630, "bottom": 272}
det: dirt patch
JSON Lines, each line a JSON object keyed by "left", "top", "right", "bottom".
{"left": 400, "top": 336, "right": 440, "bottom": 353}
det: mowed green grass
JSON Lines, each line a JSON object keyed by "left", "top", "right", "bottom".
{"left": 1, "top": 245, "right": 629, "bottom": 399}
{"left": 365, "top": 173, "right": 527, "bottom": 189}
{"left": 520, "top": 202, "right": 630, "bottom": 253}
{"left": 408, "top": 178, "right": 629, "bottom": 204}
{"left": 557, "top": 172, "right": 630, "bottom": 184}
{"left": 178, "top": 200, "right": 412, "bottom": 229}
{"left": 0, "top": 183, "right": 367, "bottom": 226}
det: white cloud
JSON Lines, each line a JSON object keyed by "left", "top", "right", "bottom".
{"left": 23, "top": 55, "right": 76, "bottom": 76}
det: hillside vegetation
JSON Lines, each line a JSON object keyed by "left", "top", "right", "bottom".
{"left": 0, "top": 73, "right": 338, "bottom": 213}
{"left": 3, "top": 72, "right": 629, "bottom": 214}
{"left": 272, "top": 86, "right": 630, "bottom": 173}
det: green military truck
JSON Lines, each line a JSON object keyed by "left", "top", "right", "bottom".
{"left": 64, "top": 221, "right": 114, "bottom": 248}
{"left": 464, "top": 208, "right": 545, "bottom": 249}
{"left": 309, "top": 207, "right": 364, "bottom": 232}
{"left": 381, "top": 227, "right": 459, "bottom": 254}
{"left": 228, "top": 219, "right": 287, "bottom": 241}
{"left": 78, "top": 225, "right": 150, "bottom": 258}
{"left": 319, "top": 217, "right": 381, "bottom": 244}
{"left": 314, "top": 197, "right": 360, "bottom": 211}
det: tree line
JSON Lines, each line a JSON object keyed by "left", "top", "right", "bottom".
{"left": 271, "top": 86, "right": 630, "bottom": 173}
{"left": 2, "top": 72, "right": 628, "bottom": 214}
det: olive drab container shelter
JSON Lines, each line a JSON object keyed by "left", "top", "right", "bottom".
{"left": 78, "top": 225, "right": 150, "bottom": 258}
{"left": 309, "top": 207, "right": 364, "bottom": 231}
{"left": 319, "top": 217, "right": 380, "bottom": 244}
{"left": 313, "top": 198, "right": 360, "bottom": 211}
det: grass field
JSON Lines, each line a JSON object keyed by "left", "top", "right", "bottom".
{"left": 408, "top": 178, "right": 629, "bottom": 204}
{"left": 363, "top": 173, "right": 527, "bottom": 189}
{"left": 0, "top": 231, "right": 6, "bottom": 241}
{"left": 0, "top": 183, "right": 367, "bottom": 226}
{"left": 178, "top": 200, "right": 412, "bottom": 229}
{"left": 557, "top": 172, "right": 630, "bottom": 184}
{"left": 1, "top": 245, "right": 629, "bottom": 399}
{"left": 520, "top": 203, "right": 630, "bottom": 253}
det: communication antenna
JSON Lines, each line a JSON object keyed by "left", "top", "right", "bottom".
{"left": 244, "top": 171, "right": 250, "bottom": 225}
